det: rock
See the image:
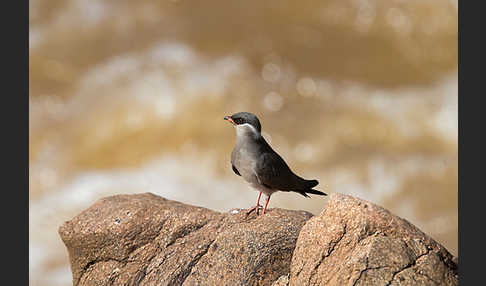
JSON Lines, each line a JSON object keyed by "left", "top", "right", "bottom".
{"left": 59, "top": 192, "right": 459, "bottom": 286}
{"left": 58, "top": 193, "right": 313, "bottom": 286}
{"left": 271, "top": 274, "right": 290, "bottom": 286}
{"left": 290, "top": 193, "right": 459, "bottom": 286}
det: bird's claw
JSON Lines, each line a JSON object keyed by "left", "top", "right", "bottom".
{"left": 246, "top": 205, "right": 263, "bottom": 217}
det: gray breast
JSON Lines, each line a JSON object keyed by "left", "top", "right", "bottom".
{"left": 230, "top": 123, "right": 275, "bottom": 192}
{"left": 231, "top": 145, "right": 256, "bottom": 182}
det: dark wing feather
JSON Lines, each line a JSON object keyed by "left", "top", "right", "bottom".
{"left": 232, "top": 164, "right": 241, "bottom": 176}
{"left": 255, "top": 151, "right": 297, "bottom": 191}
{"left": 255, "top": 138, "right": 320, "bottom": 193}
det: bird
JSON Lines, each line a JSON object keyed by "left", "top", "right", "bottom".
{"left": 224, "top": 111, "right": 326, "bottom": 216}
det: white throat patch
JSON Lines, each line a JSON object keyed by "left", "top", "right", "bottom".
{"left": 235, "top": 123, "right": 259, "bottom": 137}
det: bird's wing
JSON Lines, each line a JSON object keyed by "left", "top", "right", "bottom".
{"left": 232, "top": 164, "right": 241, "bottom": 176}
{"left": 230, "top": 148, "right": 241, "bottom": 176}
{"left": 255, "top": 151, "right": 296, "bottom": 191}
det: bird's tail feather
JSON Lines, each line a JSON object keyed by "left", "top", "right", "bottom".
{"left": 294, "top": 178, "right": 325, "bottom": 197}
{"left": 305, "top": 188, "right": 327, "bottom": 196}
{"left": 305, "top": 179, "right": 319, "bottom": 189}
{"left": 296, "top": 187, "right": 327, "bottom": 198}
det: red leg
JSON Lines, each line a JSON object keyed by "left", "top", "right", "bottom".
{"left": 246, "top": 191, "right": 263, "bottom": 216}
{"left": 263, "top": 196, "right": 271, "bottom": 214}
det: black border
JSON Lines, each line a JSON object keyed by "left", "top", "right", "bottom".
{"left": 8, "top": 0, "right": 29, "bottom": 284}
{"left": 458, "top": 0, "right": 479, "bottom": 283}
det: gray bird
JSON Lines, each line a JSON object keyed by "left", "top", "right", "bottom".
{"left": 224, "top": 112, "right": 326, "bottom": 215}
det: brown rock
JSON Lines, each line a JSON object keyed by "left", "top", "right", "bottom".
{"left": 59, "top": 193, "right": 313, "bottom": 286}
{"left": 289, "top": 193, "right": 458, "bottom": 286}
{"left": 59, "top": 192, "right": 459, "bottom": 286}
{"left": 271, "top": 274, "right": 290, "bottom": 286}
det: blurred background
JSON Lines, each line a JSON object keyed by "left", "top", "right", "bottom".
{"left": 29, "top": 0, "right": 458, "bottom": 285}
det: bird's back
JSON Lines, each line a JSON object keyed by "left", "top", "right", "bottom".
{"left": 253, "top": 137, "right": 317, "bottom": 191}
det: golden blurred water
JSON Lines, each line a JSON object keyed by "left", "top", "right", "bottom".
{"left": 29, "top": 1, "right": 457, "bottom": 285}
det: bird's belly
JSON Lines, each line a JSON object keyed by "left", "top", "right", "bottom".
{"left": 233, "top": 149, "right": 258, "bottom": 182}
{"left": 232, "top": 145, "right": 276, "bottom": 195}
{"left": 236, "top": 159, "right": 257, "bottom": 184}
{"left": 235, "top": 156, "right": 275, "bottom": 196}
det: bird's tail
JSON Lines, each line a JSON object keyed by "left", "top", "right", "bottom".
{"left": 305, "top": 188, "right": 327, "bottom": 196}
{"left": 304, "top": 179, "right": 319, "bottom": 189}
{"left": 297, "top": 188, "right": 327, "bottom": 197}
{"left": 296, "top": 179, "right": 327, "bottom": 197}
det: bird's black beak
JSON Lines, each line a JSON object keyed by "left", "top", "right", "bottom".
{"left": 224, "top": 116, "right": 236, "bottom": 125}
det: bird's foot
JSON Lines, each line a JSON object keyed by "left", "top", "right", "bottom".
{"left": 245, "top": 205, "right": 263, "bottom": 217}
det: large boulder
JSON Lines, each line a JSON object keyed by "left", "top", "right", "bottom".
{"left": 289, "top": 193, "right": 458, "bottom": 286}
{"left": 59, "top": 192, "right": 458, "bottom": 286}
{"left": 58, "top": 193, "right": 313, "bottom": 286}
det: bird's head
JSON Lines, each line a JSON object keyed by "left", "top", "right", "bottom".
{"left": 224, "top": 112, "right": 262, "bottom": 135}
